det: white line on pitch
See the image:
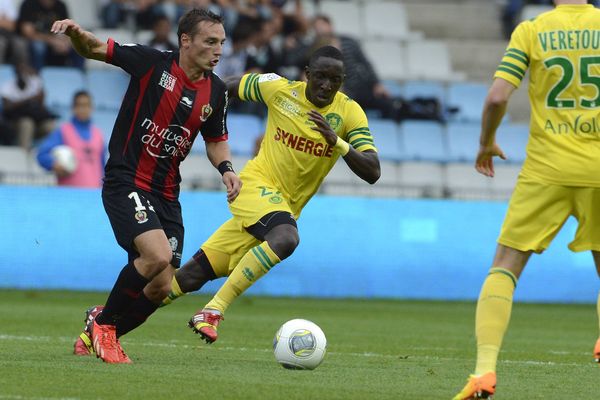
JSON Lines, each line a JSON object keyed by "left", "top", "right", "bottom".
{"left": 0, "top": 333, "right": 589, "bottom": 366}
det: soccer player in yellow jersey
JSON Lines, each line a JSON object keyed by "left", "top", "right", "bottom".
{"left": 453, "top": 1, "right": 600, "bottom": 399}
{"left": 106, "top": 45, "right": 380, "bottom": 343}
{"left": 182, "top": 45, "right": 380, "bottom": 342}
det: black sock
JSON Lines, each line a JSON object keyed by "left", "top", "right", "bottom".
{"left": 96, "top": 262, "right": 149, "bottom": 326}
{"left": 116, "top": 293, "right": 160, "bottom": 337}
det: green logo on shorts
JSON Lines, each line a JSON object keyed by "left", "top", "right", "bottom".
{"left": 259, "top": 186, "right": 283, "bottom": 204}
{"left": 269, "top": 195, "right": 282, "bottom": 204}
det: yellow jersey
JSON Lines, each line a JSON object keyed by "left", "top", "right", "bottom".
{"left": 237, "top": 72, "right": 377, "bottom": 214}
{"left": 495, "top": 4, "right": 600, "bottom": 186}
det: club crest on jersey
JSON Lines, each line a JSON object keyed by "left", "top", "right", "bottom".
{"left": 200, "top": 104, "right": 213, "bottom": 122}
{"left": 325, "top": 113, "right": 343, "bottom": 133}
{"left": 159, "top": 71, "right": 177, "bottom": 92}
{"left": 135, "top": 210, "right": 148, "bottom": 224}
{"left": 168, "top": 236, "right": 178, "bottom": 251}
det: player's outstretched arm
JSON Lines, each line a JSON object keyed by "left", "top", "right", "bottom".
{"left": 50, "top": 19, "right": 107, "bottom": 62}
{"left": 308, "top": 110, "right": 380, "bottom": 184}
{"left": 225, "top": 76, "right": 242, "bottom": 100}
{"left": 476, "top": 78, "right": 514, "bottom": 177}
{"left": 206, "top": 141, "right": 242, "bottom": 203}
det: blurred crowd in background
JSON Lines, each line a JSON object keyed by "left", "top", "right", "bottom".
{"left": 2, "top": 0, "right": 589, "bottom": 182}
{"left": 0, "top": 0, "right": 445, "bottom": 152}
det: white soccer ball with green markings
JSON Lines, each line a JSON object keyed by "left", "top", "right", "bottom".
{"left": 273, "top": 319, "right": 327, "bottom": 370}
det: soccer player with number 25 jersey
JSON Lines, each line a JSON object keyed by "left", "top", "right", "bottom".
{"left": 453, "top": 1, "right": 600, "bottom": 399}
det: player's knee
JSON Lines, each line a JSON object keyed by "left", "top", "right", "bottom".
{"left": 177, "top": 267, "right": 205, "bottom": 292}
{"left": 139, "top": 249, "right": 172, "bottom": 277}
{"left": 176, "top": 251, "right": 216, "bottom": 292}
{"left": 266, "top": 225, "right": 299, "bottom": 260}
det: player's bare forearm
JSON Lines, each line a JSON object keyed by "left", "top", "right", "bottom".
{"left": 343, "top": 150, "right": 380, "bottom": 184}
{"left": 205, "top": 140, "right": 242, "bottom": 202}
{"left": 51, "top": 19, "right": 107, "bottom": 61}
{"left": 479, "top": 78, "right": 515, "bottom": 146}
{"left": 205, "top": 140, "right": 233, "bottom": 168}
{"left": 225, "top": 76, "right": 242, "bottom": 99}
{"left": 480, "top": 101, "right": 506, "bottom": 147}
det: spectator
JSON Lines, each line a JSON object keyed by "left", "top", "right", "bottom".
{"left": 134, "top": 0, "right": 163, "bottom": 30}
{"left": 37, "top": 91, "right": 106, "bottom": 188}
{"left": 213, "top": 17, "right": 257, "bottom": 78}
{"left": 277, "top": 0, "right": 312, "bottom": 81}
{"left": 99, "top": 0, "right": 128, "bottom": 28}
{"left": 146, "top": 14, "right": 177, "bottom": 52}
{"left": 17, "top": 0, "right": 84, "bottom": 70}
{"left": 245, "top": 17, "right": 282, "bottom": 74}
{"left": 311, "top": 15, "right": 398, "bottom": 120}
{"left": 0, "top": 0, "right": 29, "bottom": 64}
{"left": 0, "top": 62, "right": 56, "bottom": 150}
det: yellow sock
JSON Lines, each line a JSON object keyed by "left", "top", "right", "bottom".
{"left": 597, "top": 292, "right": 600, "bottom": 336}
{"left": 159, "top": 275, "right": 185, "bottom": 307}
{"left": 205, "top": 242, "right": 280, "bottom": 314}
{"left": 474, "top": 267, "right": 517, "bottom": 375}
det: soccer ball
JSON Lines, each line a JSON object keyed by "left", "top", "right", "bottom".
{"left": 273, "top": 319, "right": 327, "bottom": 370}
{"left": 51, "top": 145, "right": 77, "bottom": 174}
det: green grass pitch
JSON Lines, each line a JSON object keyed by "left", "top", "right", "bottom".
{"left": 0, "top": 289, "right": 598, "bottom": 399}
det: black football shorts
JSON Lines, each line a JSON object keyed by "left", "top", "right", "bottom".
{"left": 102, "top": 183, "right": 184, "bottom": 267}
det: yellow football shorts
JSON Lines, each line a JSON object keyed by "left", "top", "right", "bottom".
{"left": 498, "top": 175, "right": 600, "bottom": 253}
{"left": 201, "top": 175, "right": 294, "bottom": 277}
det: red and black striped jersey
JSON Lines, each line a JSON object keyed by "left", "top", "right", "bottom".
{"left": 103, "top": 39, "right": 228, "bottom": 200}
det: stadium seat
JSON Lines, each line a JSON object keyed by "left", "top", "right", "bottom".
{"left": 319, "top": 0, "right": 363, "bottom": 38}
{"left": 490, "top": 163, "right": 522, "bottom": 200}
{"left": 405, "top": 40, "right": 459, "bottom": 81}
{"left": 445, "top": 162, "right": 492, "bottom": 199}
{"left": 446, "top": 82, "right": 488, "bottom": 122}
{"left": 497, "top": 123, "right": 529, "bottom": 164}
{"left": 324, "top": 159, "right": 353, "bottom": 183}
{"left": 322, "top": 158, "right": 355, "bottom": 195}
{"left": 399, "top": 120, "right": 447, "bottom": 162}
{"left": 382, "top": 79, "right": 403, "bottom": 99}
{"left": 63, "top": 0, "right": 100, "bottom": 29}
{"left": 397, "top": 161, "right": 445, "bottom": 198}
{"left": 231, "top": 154, "right": 252, "bottom": 172}
{"left": 446, "top": 122, "right": 481, "bottom": 163}
{"left": 40, "top": 67, "right": 86, "bottom": 111}
{"left": 402, "top": 80, "right": 446, "bottom": 103}
{"left": 92, "top": 109, "right": 118, "bottom": 143}
{"left": 520, "top": 4, "right": 553, "bottom": 22}
{"left": 226, "top": 114, "right": 264, "bottom": 156}
{"left": 363, "top": 1, "right": 421, "bottom": 40}
{"left": 93, "top": 29, "right": 136, "bottom": 46}
{"left": 362, "top": 39, "right": 405, "bottom": 81}
{"left": 369, "top": 118, "right": 401, "bottom": 161}
{"left": 87, "top": 69, "right": 130, "bottom": 111}
{"left": 179, "top": 153, "right": 221, "bottom": 190}
{"left": 0, "top": 145, "right": 29, "bottom": 174}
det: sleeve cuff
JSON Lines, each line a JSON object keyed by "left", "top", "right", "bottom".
{"left": 203, "top": 134, "right": 228, "bottom": 143}
{"left": 106, "top": 38, "right": 115, "bottom": 64}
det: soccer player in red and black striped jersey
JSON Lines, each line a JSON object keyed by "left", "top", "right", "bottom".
{"left": 51, "top": 9, "right": 242, "bottom": 364}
